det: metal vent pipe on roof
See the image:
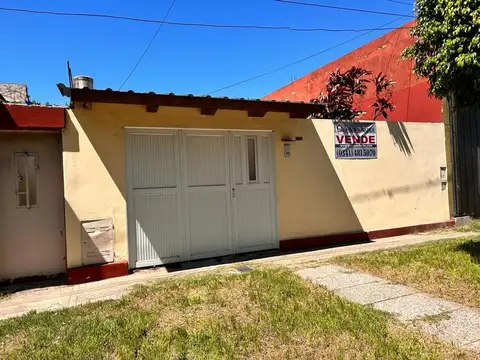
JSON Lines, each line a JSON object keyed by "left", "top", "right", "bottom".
{"left": 72, "top": 75, "right": 94, "bottom": 90}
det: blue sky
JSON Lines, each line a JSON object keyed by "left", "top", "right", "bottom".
{"left": 1, "top": 0, "right": 413, "bottom": 104}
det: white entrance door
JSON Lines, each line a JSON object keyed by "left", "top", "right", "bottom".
{"left": 230, "top": 132, "right": 277, "bottom": 253}
{"left": 126, "top": 129, "right": 185, "bottom": 267}
{"left": 126, "top": 128, "right": 277, "bottom": 268}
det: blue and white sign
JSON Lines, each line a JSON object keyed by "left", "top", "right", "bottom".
{"left": 334, "top": 122, "right": 377, "bottom": 159}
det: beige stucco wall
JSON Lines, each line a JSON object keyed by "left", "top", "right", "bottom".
{"left": 313, "top": 120, "right": 450, "bottom": 230}
{"left": 63, "top": 103, "right": 449, "bottom": 268}
{"left": 0, "top": 132, "right": 66, "bottom": 279}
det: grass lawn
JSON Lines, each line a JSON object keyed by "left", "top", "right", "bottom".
{"left": 0, "top": 269, "right": 473, "bottom": 359}
{"left": 336, "top": 236, "right": 480, "bottom": 308}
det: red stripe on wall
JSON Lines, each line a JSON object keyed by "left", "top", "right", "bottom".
{"left": 279, "top": 219, "right": 455, "bottom": 251}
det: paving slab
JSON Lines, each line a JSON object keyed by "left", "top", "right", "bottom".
{"left": 417, "top": 308, "right": 480, "bottom": 346}
{"left": 296, "top": 265, "right": 354, "bottom": 281}
{"left": 314, "top": 272, "right": 387, "bottom": 290}
{"left": 371, "top": 293, "right": 461, "bottom": 322}
{"left": 335, "top": 281, "right": 417, "bottom": 305}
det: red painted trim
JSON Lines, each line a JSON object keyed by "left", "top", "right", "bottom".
{"left": 279, "top": 219, "right": 455, "bottom": 251}
{"left": 279, "top": 231, "right": 369, "bottom": 251}
{"left": 368, "top": 219, "right": 455, "bottom": 240}
{"left": 67, "top": 261, "right": 129, "bottom": 285}
{"left": 0, "top": 103, "right": 65, "bottom": 130}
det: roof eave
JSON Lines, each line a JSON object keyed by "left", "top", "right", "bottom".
{"left": 61, "top": 85, "right": 322, "bottom": 119}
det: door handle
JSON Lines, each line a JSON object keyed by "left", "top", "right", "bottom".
{"left": 232, "top": 188, "right": 235, "bottom": 198}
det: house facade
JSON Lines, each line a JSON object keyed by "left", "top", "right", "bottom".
{"left": 60, "top": 86, "right": 451, "bottom": 283}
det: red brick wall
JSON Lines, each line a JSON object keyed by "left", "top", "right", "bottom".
{"left": 263, "top": 21, "right": 443, "bottom": 123}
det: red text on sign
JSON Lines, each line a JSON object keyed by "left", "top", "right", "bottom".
{"left": 336, "top": 135, "right": 375, "bottom": 144}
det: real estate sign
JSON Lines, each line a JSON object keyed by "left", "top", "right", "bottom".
{"left": 334, "top": 122, "right": 377, "bottom": 159}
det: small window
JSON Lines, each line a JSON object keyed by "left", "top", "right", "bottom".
{"left": 247, "top": 137, "right": 257, "bottom": 182}
{"left": 15, "top": 153, "right": 38, "bottom": 208}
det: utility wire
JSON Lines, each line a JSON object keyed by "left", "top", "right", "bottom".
{"left": 205, "top": 15, "right": 412, "bottom": 95}
{"left": 0, "top": 6, "right": 413, "bottom": 33}
{"left": 388, "top": 0, "right": 414, "bottom": 5}
{"left": 274, "top": 0, "right": 415, "bottom": 18}
{"left": 118, "top": 0, "right": 176, "bottom": 90}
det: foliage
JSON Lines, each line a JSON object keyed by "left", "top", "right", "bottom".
{"left": 403, "top": 0, "right": 480, "bottom": 107}
{"left": 29, "top": 100, "right": 51, "bottom": 106}
{"left": 371, "top": 73, "right": 395, "bottom": 120}
{"left": 310, "top": 66, "right": 395, "bottom": 120}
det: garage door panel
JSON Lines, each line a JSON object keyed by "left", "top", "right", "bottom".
{"left": 134, "top": 193, "right": 182, "bottom": 265}
{"left": 185, "top": 134, "right": 227, "bottom": 187}
{"left": 187, "top": 191, "right": 231, "bottom": 259}
{"left": 131, "top": 133, "right": 177, "bottom": 189}
{"left": 235, "top": 189, "right": 274, "bottom": 251}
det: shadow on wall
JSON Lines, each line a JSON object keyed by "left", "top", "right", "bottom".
{"left": 62, "top": 114, "right": 80, "bottom": 152}
{"left": 0, "top": 103, "right": 18, "bottom": 129}
{"left": 64, "top": 198, "right": 107, "bottom": 268}
{"left": 349, "top": 178, "right": 446, "bottom": 203}
{"left": 387, "top": 121, "right": 414, "bottom": 156}
{"left": 289, "top": 120, "right": 365, "bottom": 237}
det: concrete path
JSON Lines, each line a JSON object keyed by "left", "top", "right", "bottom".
{"left": 297, "top": 265, "right": 480, "bottom": 353}
{"left": 0, "top": 231, "right": 475, "bottom": 321}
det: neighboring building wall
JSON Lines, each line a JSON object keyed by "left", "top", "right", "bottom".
{"left": 264, "top": 21, "right": 443, "bottom": 123}
{"left": 0, "top": 132, "right": 66, "bottom": 280}
{"left": 63, "top": 104, "right": 449, "bottom": 268}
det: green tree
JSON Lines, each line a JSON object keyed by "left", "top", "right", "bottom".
{"left": 403, "top": 0, "right": 480, "bottom": 107}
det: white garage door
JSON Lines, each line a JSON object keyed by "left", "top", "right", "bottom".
{"left": 126, "top": 128, "right": 277, "bottom": 268}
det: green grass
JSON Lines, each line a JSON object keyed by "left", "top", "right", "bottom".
{"left": 457, "top": 219, "right": 480, "bottom": 233}
{"left": 336, "top": 237, "right": 480, "bottom": 308}
{"left": 0, "top": 268, "right": 472, "bottom": 359}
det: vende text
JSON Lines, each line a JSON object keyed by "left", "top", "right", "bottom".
{"left": 336, "top": 135, "right": 376, "bottom": 144}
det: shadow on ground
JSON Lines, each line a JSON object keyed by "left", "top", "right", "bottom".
{"left": 0, "top": 274, "right": 66, "bottom": 297}
{"left": 456, "top": 240, "right": 480, "bottom": 264}
{"left": 160, "top": 238, "right": 371, "bottom": 273}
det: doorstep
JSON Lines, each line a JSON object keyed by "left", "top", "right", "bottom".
{"left": 67, "top": 261, "right": 129, "bottom": 285}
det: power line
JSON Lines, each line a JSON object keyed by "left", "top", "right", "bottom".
{"left": 388, "top": 0, "right": 414, "bottom": 5}
{"left": 274, "top": 0, "right": 415, "bottom": 18}
{"left": 205, "top": 15, "right": 411, "bottom": 95}
{"left": 118, "top": 0, "right": 176, "bottom": 90}
{"left": 0, "top": 6, "right": 413, "bottom": 33}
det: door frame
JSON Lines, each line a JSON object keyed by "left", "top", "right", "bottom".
{"left": 124, "top": 127, "right": 279, "bottom": 269}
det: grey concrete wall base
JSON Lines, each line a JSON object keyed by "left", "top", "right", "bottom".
{"left": 454, "top": 216, "right": 471, "bottom": 227}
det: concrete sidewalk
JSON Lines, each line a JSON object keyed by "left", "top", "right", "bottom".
{"left": 297, "top": 265, "right": 480, "bottom": 353}
{"left": 0, "top": 231, "right": 475, "bottom": 321}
